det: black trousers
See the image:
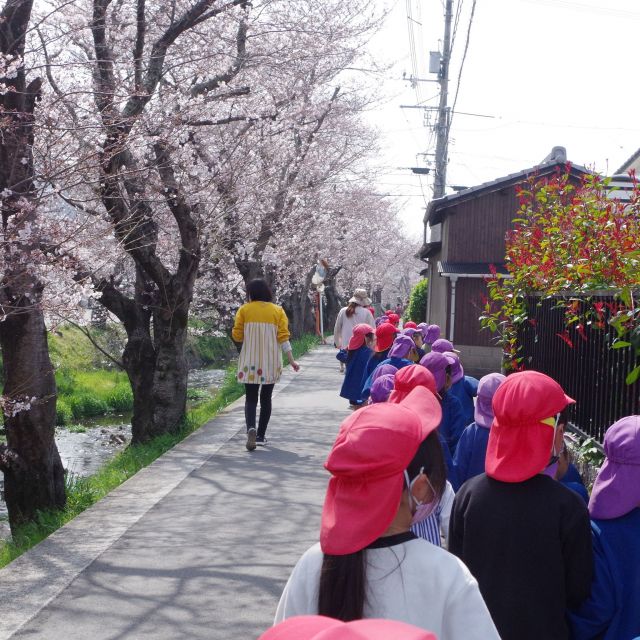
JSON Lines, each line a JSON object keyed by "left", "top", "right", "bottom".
{"left": 244, "top": 383, "right": 275, "bottom": 439}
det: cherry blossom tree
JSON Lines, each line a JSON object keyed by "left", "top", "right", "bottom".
{"left": 0, "top": 0, "right": 65, "bottom": 530}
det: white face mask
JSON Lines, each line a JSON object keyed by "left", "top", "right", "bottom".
{"left": 404, "top": 468, "right": 440, "bottom": 525}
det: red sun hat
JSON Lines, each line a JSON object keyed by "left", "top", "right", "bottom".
{"left": 388, "top": 364, "right": 438, "bottom": 403}
{"left": 403, "top": 321, "right": 418, "bottom": 329}
{"left": 347, "top": 323, "right": 374, "bottom": 351}
{"left": 374, "top": 322, "right": 399, "bottom": 352}
{"left": 259, "top": 616, "right": 437, "bottom": 640}
{"left": 486, "top": 370, "right": 575, "bottom": 482}
{"left": 321, "top": 387, "right": 442, "bottom": 555}
{"left": 387, "top": 312, "right": 400, "bottom": 326}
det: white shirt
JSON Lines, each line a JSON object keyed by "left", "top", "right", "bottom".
{"left": 333, "top": 306, "right": 375, "bottom": 349}
{"left": 274, "top": 538, "right": 500, "bottom": 640}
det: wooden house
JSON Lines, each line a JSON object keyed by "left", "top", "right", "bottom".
{"left": 418, "top": 150, "right": 588, "bottom": 376}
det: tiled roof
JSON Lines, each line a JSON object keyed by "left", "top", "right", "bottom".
{"left": 438, "top": 261, "right": 509, "bottom": 276}
{"left": 425, "top": 161, "right": 589, "bottom": 226}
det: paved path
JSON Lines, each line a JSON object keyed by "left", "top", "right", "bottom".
{"left": 0, "top": 345, "right": 347, "bottom": 640}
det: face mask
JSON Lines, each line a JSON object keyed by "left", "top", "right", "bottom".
{"left": 404, "top": 468, "right": 440, "bottom": 525}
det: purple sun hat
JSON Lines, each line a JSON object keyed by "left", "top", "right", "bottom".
{"left": 417, "top": 322, "right": 429, "bottom": 338}
{"left": 589, "top": 415, "right": 640, "bottom": 520}
{"left": 371, "top": 363, "right": 398, "bottom": 384}
{"left": 375, "top": 316, "right": 389, "bottom": 327}
{"left": 388, "top": 334, "right": 415, "bottom": 359}
{"left": 474, "top": 373, "right": 506, "bottom": 428}
{"left": 402, "top": 327, "right": 419, "bottom": 337}
{"left": 419, "top": 351, "right": 456, "bottom": 392}
{"left": 443, "top": 351, "right": 464, "bottom": 384}
{"left": 370, "top": 374, "right": 395, "bottom": 403}
{"left": 424, "top": 324, "right": 441, "bottom": 345}
{"left": 431, "top": 338, "right": 460, "bottom": 354}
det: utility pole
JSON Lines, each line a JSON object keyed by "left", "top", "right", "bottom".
{"left": 433, "top": 0, "right": 453, "bottom": 199}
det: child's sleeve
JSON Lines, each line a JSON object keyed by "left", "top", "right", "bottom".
{"left": 231, "top": 306, "right": 245, "bottom": 343}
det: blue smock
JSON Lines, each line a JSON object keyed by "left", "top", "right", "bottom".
{"left": 449, "top": 376, "right": 478, "bottom": 426}
{"left": 360, "top": 356, "right": 413, "bottom": 401}
{"left": 440, "top": 391, "right": 467, "bottom": 457}
{"left": 453, "top": 421, "right": 490, "bottom": 486}
{"left": 569, "top": 508, "right": 640, "bottom": 640}
{"left": 339, "top": 345, "right": 372, "bottom": 404}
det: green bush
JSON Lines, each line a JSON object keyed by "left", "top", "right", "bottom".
{"left": 405, "top": 279, "right": 429, "bottom": 323}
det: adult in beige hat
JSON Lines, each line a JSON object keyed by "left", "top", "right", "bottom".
{"left": 333, "top": 288, "right": 374, "bottom": 372}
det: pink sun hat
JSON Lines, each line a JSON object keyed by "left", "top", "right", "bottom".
{"left": 321, "top": 387, "right": 442, "bottom": 555}
{"left": 389, "top": 364, "right": 438, "bottom": 403}
{"left": 486, "top": 371, "right": 575, "bottom": 483}
{"left": 259, "top": 616, "right": 437, "bottom": 640}
{"left": 347, "top": 323, "right": 374, "bottom": 350}
{"left": 589, "top": 415, "right": 640, "bottom": 520}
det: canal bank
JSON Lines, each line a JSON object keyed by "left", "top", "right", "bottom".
{"left": 0, "top": 344, "right": 336, "bottom": 640}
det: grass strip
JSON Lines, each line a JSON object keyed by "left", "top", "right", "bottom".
{"left": 0, "top": 334, "right": 319, "bottom": 568}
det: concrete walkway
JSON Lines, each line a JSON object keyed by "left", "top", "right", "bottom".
{"left": 0, "top": 345, "right": 347, "bottom": 640}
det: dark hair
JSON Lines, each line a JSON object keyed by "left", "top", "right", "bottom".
{"left": 406, "top": 431, "right": 447, "bottom": 501}
{"left": 317, "top": 431, "right": 446, "bottom": 621}
{"left": 557, "top": 406, "right": 570, "bottom": 428}
{"left": 247, "top": 279, "right": 272, "bottom": 302}
{"left": 345, "top": 301, "right": 358, "bottom": 318}
{"left": 318, "top": 550, "right": 366, "bottom": 621}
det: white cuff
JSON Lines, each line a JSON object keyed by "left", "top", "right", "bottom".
{"left": 280, "top": 340, "right": 293, "bottom": 353}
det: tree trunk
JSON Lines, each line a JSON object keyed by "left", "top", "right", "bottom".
{"left": 0, "top": 302, "right": 65, "bottom": 532}
{"left": 151, "top": 312, "right": 189, "bottom": 436}
{"left": 0, "top": 0, "right": 65, "bottom": 531}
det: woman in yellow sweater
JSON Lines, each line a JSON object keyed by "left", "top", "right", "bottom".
{"left": 232, "top": 279, "right": 300, "bottom": 451}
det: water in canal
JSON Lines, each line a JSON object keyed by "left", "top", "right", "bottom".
{"left": 0, "top": 367, "right": 227, "bottom": 539}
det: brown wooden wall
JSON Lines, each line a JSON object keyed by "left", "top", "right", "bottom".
{"left": 445, "top": 188, "right": 519, "bottom": 263}
{"left": 454, "top": 278, "right": 494, "bottom": 347}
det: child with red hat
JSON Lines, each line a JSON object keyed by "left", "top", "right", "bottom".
{"left": 339, "top": 324, "right": 375, "bottom": 409}
{"left": 274, "top": 388, "right": 499, "bottom": 639}
{"left": 360, "top": 335, "right": 416, "bottom": 401}
{"left": 389, "top": 365, "right": 456, "bottom": 547}
{"left": 362, "top": 322, "right": 399, "bottom": 383}
{"left": 448, "top": 371, "right": 593, "bottom": 640}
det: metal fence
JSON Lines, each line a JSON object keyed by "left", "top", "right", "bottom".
{"left": 518, "top": 294, "right": 639, "bottom": 443}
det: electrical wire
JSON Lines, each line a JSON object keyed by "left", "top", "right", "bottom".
{"left": 448, "top": 0, "right": 477, "bottom": 137}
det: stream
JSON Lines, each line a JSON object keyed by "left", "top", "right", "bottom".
{"left": 0, "top": 367, "right": 227, "bottom": 539}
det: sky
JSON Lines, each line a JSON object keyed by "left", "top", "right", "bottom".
{"left": 365, "top": 0, "right": 640, "bottom": 238}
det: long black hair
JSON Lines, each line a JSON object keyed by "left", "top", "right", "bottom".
{"left": 318, "top": 430, "right": 446, "bottom": 621}
{"left": 247, "top": 278, "right": 272, "bottom": 302}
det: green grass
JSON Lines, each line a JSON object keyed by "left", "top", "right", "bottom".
{"left": 0, "top": 335, "right": 318, "bottom": 569}
{"left": 55, "top": 369, "right": 133, "bottom": 425}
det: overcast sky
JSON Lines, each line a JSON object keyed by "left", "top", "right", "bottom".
{"left": 366, "top": 0, "right": 640, "bottom": 237}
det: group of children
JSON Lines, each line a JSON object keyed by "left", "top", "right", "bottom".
{"left": 264, "top": 292, "right": 640, "bottom": 640}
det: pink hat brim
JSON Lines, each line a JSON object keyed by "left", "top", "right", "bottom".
{"left": 259, "top": 616, "right": 341, "bottom": 639}
{"left": 486, "top": 420, "right": 554, "bottom": 482}
{"left": 321, "top": 473, "right": 405, "bottom": 555}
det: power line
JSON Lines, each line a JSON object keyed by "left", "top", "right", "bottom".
{"left": 448, "top": 0, "right": 477, "bottom": 136}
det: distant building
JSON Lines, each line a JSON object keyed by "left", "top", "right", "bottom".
{"left": 418, "top": 148, "right": 588, "bottom": 376}
{"left": 616, "top": 148, "right": 640, "bottom": 175}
